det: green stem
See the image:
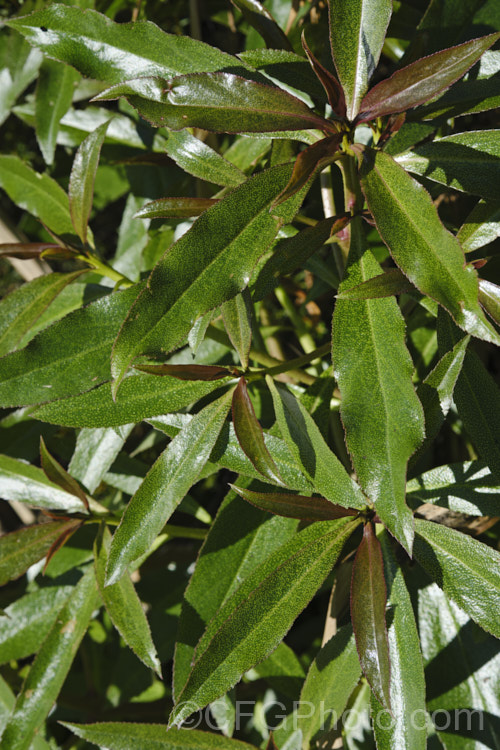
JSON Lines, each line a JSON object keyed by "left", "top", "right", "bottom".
{"left": 247, "top": 342, "right": 330, "bottom": 382}
{"left": 76, "top": 253, "right": 134, "bottom": 288}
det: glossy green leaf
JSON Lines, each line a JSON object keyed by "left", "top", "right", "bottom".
{"left": 174, "top": 485, "right": 297, "bottom": 699}
{"left": 336, "top": 268, "right": 414, "bottom": 300}
{"left": 266, "top": 376, "right": 366, "bottom": 510}
{"left": 0, "top": 271, "right": 84, "bottom": 357}
{"left": 69, "top": 425, "right": 133, "bottom": 494}
{"left": 358, "top": 33, "right": 500, "bottom": 120}
{"left": 0, "top": 454, "right": 86, "bottom": 513}
{"left": 110, "top": 163, "right": 299, "bottom": 393}
{"left": 0, "top": 283, "right": 142, "bottom": 408}
{"left": 479, "top": 279, "right": 500, "bottom": 326}
{"left": 231, "top": 484, "right": 358, "bottom": 521}
{"left": 221, "top": 289, "right": 252, "bottom": 369}
{"left": 69, "top": 120, "right": 110, "bottom": 244}
{"left": 437, "top": 309, "right": 500, "bottom": 480}
{"left": 332, "top": 217, "right": 424, "bottom": 553}
{"left": 0, "top": 586, "right": 72, "bottom": 665}
{"left": 231, "top": 0, "right": 292, "bottom": 50}
{"left": 0, "top": 155, "right": 74, "bottom": 237}
{"left": 274, "top": 134, "right": 343, "bottom": 205}
{"left": 0, "top": 567, "right": 99, "bottom": 750}
{"left": 94, "top": 524, "right": 161, "bottom": 675}
{"left": 359, "top": 148, "right": 500, "bottom": 346}
{"left": 371, "top": 530, "right": 426, "bottom": 750}
{"left": 33, "top": 372, "right": 226, "bottom": 428}
{"left": 163, "top": 130, "right": 246, "bottom": 187}
{"left": 457, "top": 199, "right": 500, "bottom": 253}
{"left": 135, "top": 364, "right": 233, "bottom": 381}
{"left": 8, "top": 5, "right": 241, "bottom": 84}
{"left": 249, "top": 641, "right": 305, "bottom": 699}
{"left": 232, "top": 378, "right": 282, "bottom": 485}
{"left": 134, "top": 198, "right": 218, "bottom": 220}
{"left": 407, "top": 461, "right": 500, "bottom": 517}
{"left": 63, "top": 723, "right": 256, "bottom": 749}
{"left": 35, "top": 59, "right": 80, "bottom": 165}
{"left": 328, "top": 0, "right": 392, "bottom": 120}
{"left": 396, "top": 130, "right": 500, "bottom": 200}
{"left": 351, "top": 523, "right": 391, "bottom": 710}
{"left": 238, "top": 48, "right": 326, "bottom": 105}
{"left": 40, "top": 437, "right": 88, "bottom": 509}
{"left": 0, "top": 675, "right": 15, "bottom": 737}
{"left": 0, "top": 520, "right": 80, "bottom": 587}
{"left": 0, "top": 32, "right": 42, "bottom": 127}
{"left": 106, "top": 389, "right": 233, "bottom": 585}
{"left": 171, "top": 517, "right": 360, "bottom": 726}
{"left": 414, "top": 518, "right": 500, "bottom": 638}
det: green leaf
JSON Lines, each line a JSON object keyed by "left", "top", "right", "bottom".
{"left": 0, "top": 586, "right": 72, "bottom": 665}
{"left": 134, "top": 197, "right": 218, "bottom": 220}
{"left": 69, "top": 119, "right": 110, "bottom": 244}
{"left": 0, "top": 271, "right": 85, "bottom": 357}
{"left": 479, "top": 279, "right": 500, "bottom": 326}
{"left": 106, "top": 389, "right": 233, "bottom": 585}
{"left": 336, "top": 268, "right": 414, "bottom": 300}
{"left": 63, "top": 723, "right": 256, "bottom": 749}
{"left": 328, "top": 0, "right": 392, "bottom": 120}
{"left": 359, "top": 148, "right": 500, "bottom": 346}
{"left": 163, "top": 130, "right": 246, "bottom": 188}
{"left": 371, "top": 531, "right": 426, "bottom": 750}
{"left": 231, "top": 484, "right": 358, "bottom": 521}
{"left": 171, "top": 517, "right": 360, "bottom": 726}
{"left": 437, "top": 309, "right": 500, "bottom": 480}
{"left": 0, "top": 520, "right": 80, "bottom": 587}
{"left": 358, "top": 33, "right": 500, "bottom": 120}
{"left": 457, "top": 199, "right": 500, "bottom": 253}
{"left": 0, "top": 155, "right": 74, "bottom": 238}
{"left": 351, "top": 523, "right": 391, "bottom": 710}
{"left": 33, "top": 372, "right": 227, "bottom": 428}
{"left": 35, "top": 59, "right": 80, "bottom": 165}
{"left": 232, "top": 378, "right": 282, "bottom": 485}
{"left": 69, "top": 425, "right": 133, "bottom": 494}
{"left": 0, "top": 454, "right": 86, "bottom": 513}
{"left": 111, "top": 163, "right": 299, "bottom": 392}
{"left": 0, "top": 32, "right": 42, "bottom": 127}
{"left": 135, "top": 364, "right": 233, "bottom": 381}
{"left": 0, "top": 283, "right": 143, "bottom": 408}
{"left": 221, "top": 289, "right": 253, "bottom": 369}
{"left": 231, "top": 0, "right": 292, "bottom": 51}
{"left": 266, "top": 375, "right": 366, "bottom": 510}
{"left": 396, "top": 130, "right": 500, "bottom": 201}
{"left": 8, "top": 5, "right": 241, "bottom": 84}
{"left": 0, "top": 675, "right": 15, "bottom": 737}
{"left": 414, "top": 518, "right": 500, "bottom": 638}
{"left": 173, "top": 485, "right": 298, "bottom": 699}
{"left": 274, "top": 135, "right": 343, "bottom": 205}
{"left": 94, "top": 524, "right": 161, "bottom": 676}
{"left": 0, "top": 567, "right": 99, "bottom": 750}
{"left": 40, "top": 437, "right": 88, "bottom": 509}
{"left": 332, "top": 217, "right": 424, "bottom": 553}
{"left": 249, "top": 641, "right": 305, "bottom": 699}
{"left": 407, "top": 461, "right": 500, "bottom": 517}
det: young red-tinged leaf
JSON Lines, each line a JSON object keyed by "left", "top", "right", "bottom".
{"left": 336, "top": 268, "right": 414, "bottom": 300}
{"left": 35, "top": 58, "right": 80, "bottom": 165}
{"left": 69, "top": 119, "right": 110, "bottom": 244}
{"left": 40, "top": 437, "right": 88, "bottom": 510}
{"left": 232, "top": 378, "right": 283, "bottom": 485}
{"left": 230, "top": 484, "right": 358, "bottom": 522}
{"left": 94, "top": 525, "right": 161, "bottom": 676}
{"left": 479, "top": 279, "right": 500, "bottom": 326}
{"left": 328, "top": 0, "right": 392, "bottom": 120}
{"left": 221, "top": 289, "right": 253, "bottom": 369}
{"left": 134, "top": 197, "right": 218, "bottom": 220}
{"left": 0, "top": 567, "right": 99, "bottom": 750}
{"left": 301, "top": 31, "right": 345, "bottom": 117}
{"left": 0, "top": 520, "right": 80, "bottom": 586}
{"left": 62, "top": 723, "right": 257, "bottom": 749}
{"left": 414, "top": 519, "right": 500, "bottom": 639}
{"left": 106, "top": 389, "right": 234, "bottom": 585}
{"left": 0, "top": 454, "right": 87, "bottom": 513}
{"left": 231, "top": 0, "right": 293, "bottom": 51}
{"left": 43, "top": 521, "right": 83, "bottom": 573}
{"left": 351, "top": 523, "right": 391, "bottom": 711}
{"left": 265, "top": 734, "right": 279, "bottom": 750}
{"left": 274, "top": 134, "right": 343, "bottom": 205}
{"left": 0, "top": 242, "right": 60, "bottom": 259}
{"left": 457, "top": 199, "right": 500, "bottom": 253}
{"left": 135, "top": 363, "right": 233, "bottom": 381}
{"left": 171, "top": 517, "right": 361, "bottom": 726}
{"left": 358, "top": 33, "right": 500, "bottom": 121}
{"left": 359, "top": 148, "right": 500, "bottom": 347}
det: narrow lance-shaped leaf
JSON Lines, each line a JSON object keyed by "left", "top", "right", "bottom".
{"left": 332, "top": 217, "right": 424, "bottom": 553}
{"left": 69, "top": 425, "right": 133, "bottom": 495}
{"left": 274, "top": 134, "right": 343, "bottom": 206}
{"left": 232, "top": 378, "right": 283, "bottom": 485}
{"left": 0, "top": 32, "right": 42, "bottom": 128}
{"left": 221, "top": 288, "right": 253, "bottom": 369}
{"left": 457, "top": 199, "right": 500, "bottom": 253}
{"left": 40, "top": 436, "right": 88, "bottom": 509}
{"left": 413, "top": 518, "right": 500, "bottom": 639}
{"left": 328, "top": 0, "right": 392, "bottom": 120}
{"left": 171, "top": 517, "right": 360, "bottom": 726}
{"left": 231, "top": 0, "right": 293, "bottom": 51}
{"left": 351, "top": 523, "right": 391, "bottom": 711}
{"left": 359, "top": 147, "right": 500, "bottom": 347}
{"left": 35, "top": 58, "right": 80, "bottom": 165}
{"left": 94, "top": 524, "right": 161, "bottom": 676}
{"left": 358, "top": 33, "right": 500, "bottom": 121}
{"left": 266, "top": 375, "right": 366, "bottom": 511}
{"left": 69, "top": 119, "right": 110, "bottom": 244}
{"left": 106, "top": 389, "right": 234, "bottom": 585}
{"left": 301, "top": 31, "right": 345, "bottom": 117}
{"left": 0, "top": 567, "right": 99, "bottom": 750}
{"left": 0, "top": 454, "right": 87, "bottom": 513}
{"left": 135, "top": 364, "right": 233, "bottom": 381}
{"left": 231, "top": 484, "right": 358, "bottom": 522}
{"left": 163, "top": 129, "right": 246, "bottom": 188}
{"left": 336, "top": 268, "right": 414, "bottom": 300}
{"left": 134, "top": 197, "right": 218, "bottom": 220}
{"left": 479, "top": 279, "right": 500, "bottom": 326}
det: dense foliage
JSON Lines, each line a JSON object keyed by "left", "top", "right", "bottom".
{"left": 0, "top": 1, "right": 499, "bottom": 748}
